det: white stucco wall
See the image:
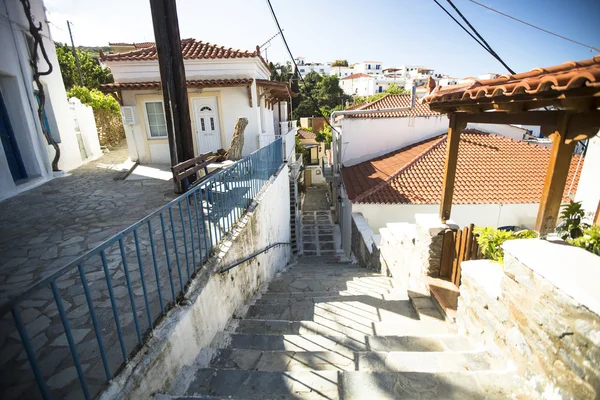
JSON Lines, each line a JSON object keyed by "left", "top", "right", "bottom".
{"left": 0, "top": 0, "right": 100, "bottom": 201}
{"left": 121, "top": 85, "right": 263, "bottom": 164}
{"left": 352, "top": 202, "right": 541, "bottom": 232}
{"left": 339, "top": 115, "right": 449, "bottom": 166}
{"left": 575, "top": 134, "right": 600, "bottom": 218}
{"left": 466, "top": 123, "right": 527, "bottom": 141}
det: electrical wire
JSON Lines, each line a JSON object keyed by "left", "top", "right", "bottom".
{"left": 444, "top": 0, "right": 515, "bottom": 74}
{"left": 264, "top": 0, "right": 338, "bottom": 133}
{"left": 432, "top": 0, "right": 489, "bottom": 55}
{"left": 468, "top": 0, "right": 600, "bottom": 53}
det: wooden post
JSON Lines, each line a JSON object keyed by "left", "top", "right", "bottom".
{"left": 594, "top": 199, "right": 600, "bottom": 226}
{"left": 440, "top": 114, "right": 466, "bottom": 223}
{"left": 149, "top": 0, "right": 195, "bottom": 193}
{"left": 535, "top": 112, "right": 576, "bottom": 237}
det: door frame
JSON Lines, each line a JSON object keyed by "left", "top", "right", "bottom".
{"left": 0, "top": 89, "right": 27, "bottom": 181}
{"left": 191, "top": 96, "right": 223, "bottom": 154}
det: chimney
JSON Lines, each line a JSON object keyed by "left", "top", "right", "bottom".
{"left": 426, "top": 76, "right": 436, "bottom": 94}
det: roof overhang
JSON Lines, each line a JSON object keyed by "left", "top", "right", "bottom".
{"left": 255, "top": 79, "right": 297, "bottom": 101}
{"left": 99, "top": 78, "right": 254, "bottom": 93}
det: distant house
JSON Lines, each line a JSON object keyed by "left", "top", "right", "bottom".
{"left": 0, "top": 0, "right": 101, "bottom": 201}
{"left": 100, "top": 39, "right": 294, "bottom": 164}
{"left": 339, "top": 130, "right": 583, "bottom": 253}
{"left": 297, "top": 128, "right": 326, "bottom": 186}
{"left": 340, "top": 73, "right": 376, "bottom": 96}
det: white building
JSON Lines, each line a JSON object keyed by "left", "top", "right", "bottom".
{"left": 352, "top": 61, "right": 384, "bottom": 76}
{"left": 101, "top": 39, "right": 294, "bottom": 164}
{"left": 330, "top": 66, "right": 353, "bottom": 78}
{"left": 0, "top": 0, "right": 101, "bottom": 201}
{"left": 339, "top": 130, "right": 583, "bottom": 255}
{"left": 339, "top": 73, "right": 376, "bottom": 97}
{"left": 295, "top": 57, "right": 331, "bottom": 77}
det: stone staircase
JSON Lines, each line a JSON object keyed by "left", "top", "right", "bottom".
{"left": 157, "top": 257, "right": 532, "bottom": 400}
{"left": 289, "top": 180, "right": 299, "bottom": 255}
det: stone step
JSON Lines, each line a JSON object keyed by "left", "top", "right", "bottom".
{"left": 169, "top": 370, "right": 527, "bottom": 400}
{"left": 266, "top": 277, "right": 401, "bottom": 294}
{"left": 228, "top": 318, "right": 457, "bottom": 339}
{"left": 258, "top": 290, "right": 402, "bottom": 299}
{"left": 243, "top": 299, "right": 418, "bottom": 325}
{"left": 408, "top": 292, "right": 446, "bottom": 321}
{"left": 198, "top": 348, "right": 501, "bottom": 372}
{"left": 340, "top": 371, "right": 529, "bottom": 400}
{"left": 211, "top": 332, "right": 477, "bottom": 353}
{"left": 276, "top": 271, "right": 388, "bottom": 280}
{"left": 252, "top": 293, "right": 409, "bottom": 306}
{"left": 182, "top": 369, "right": 340, "bottom": 399}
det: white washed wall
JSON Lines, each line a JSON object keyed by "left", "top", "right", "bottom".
{"left": 575, "top": 134, "right": 600, "bottom": 218}
{"left": 352, "top": 202, "right": 541, "bottom": 231}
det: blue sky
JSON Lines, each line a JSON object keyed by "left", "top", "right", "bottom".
{"left": 46, "top": 0, "right": 600, "bottom": 78}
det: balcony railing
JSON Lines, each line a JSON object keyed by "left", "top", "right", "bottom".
{"left": 0, "top": 138, "right": 283, "bottom": 400}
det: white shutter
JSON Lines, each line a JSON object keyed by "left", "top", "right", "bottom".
{"left": 120, "top": 106, "right": 137, "bottom": 125}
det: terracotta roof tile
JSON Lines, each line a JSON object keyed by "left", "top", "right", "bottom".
{"left": 347, "top": 94, "right": 441, "bottom": 118}
{"left": 422, "top": 55, "right": 600, "bottom": 111}
{"left": 340, "top": 73, "right": 373, "bottom": 80}
{"left": 101, "top": 38, "right": 265, "bottom": 64}
{"left": 342, "top": 130, "right": 583, "bottom": 205}
{"left": 297, "top": 129, "right": 316, "bottom": 140}
{"left": 99, "top": 78, "right": 253, "bottom": 92}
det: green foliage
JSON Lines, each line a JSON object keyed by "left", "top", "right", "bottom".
{"left": 474, "top": 227, "right": 538, "bottom": 263}
{"left": 292, "top": 72, "right": 351, "bottom": 120}
{"left": 269, "top": 61, "right": 294, "bottom": 82}
{"left": 352, "top": 83, "right": 408, "bottom": 107}
{"left": 331, "top": 59, "right": 349, "bottom": 67}
{"left": 556, "top": 201, "right": 589, "bottom": 240}
{"left": 67, "top": 86, "right": 120, "bottom": 114}
{"left": 295, "top": 135, "right": 308, "bottom": 158}
{"left": 55, "top": 43, "right": 113, "bottom": 90}
{"left": 315, "top": 124, "right": 332, "bottom": 146}
{"left": 568, "top": 225, "right": 600, "bottom": 256}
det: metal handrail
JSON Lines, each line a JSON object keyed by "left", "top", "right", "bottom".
{"left": 0, "top": 137, "right": 284, "bottom": 399}
{"left": 219, "top": 242, "right": 291, "bottom": 274}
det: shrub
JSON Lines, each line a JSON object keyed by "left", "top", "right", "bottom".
{"left": 556, "top": 201, "right": 589, "bottom": 240}
{"left": 68, "top": 86, "right": 124, "bottom": 147}
{"left": 474, "top": 227, "right": 538, "bottom": 263}
{"left": 568, "top": 225, "right": 600, "bottom": 256}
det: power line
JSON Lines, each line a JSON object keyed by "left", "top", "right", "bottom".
{"left": 264, "top": 0, "right": 338, "bottom": 133}
{"left": 444, "top": 0, "right": 515, "bottom": 74}
{"left": 468, "top": 0, "right": 600, "bottom": 53}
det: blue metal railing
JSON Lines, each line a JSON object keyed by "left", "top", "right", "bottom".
{"left": 0, "top": 138, "right": 283, "bottom": 400}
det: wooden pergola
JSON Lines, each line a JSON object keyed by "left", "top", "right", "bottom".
{"left": 422, "top": 55, "right": 600, "bottom": 236}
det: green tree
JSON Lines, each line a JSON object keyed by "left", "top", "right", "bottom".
{"left": 352, "top": 83, "right": 408, "bottom": 107}
{"left": 292, "top": 72, "right": 350, "bottom": 120}
{"left": 331, "top": 59, "right": 348, "bottom": 67}
{"left": 269, "top": 61, "right": 294, "bottom": 82}
{"left": 55, "top": 42, "right": 113, "bottom": 90}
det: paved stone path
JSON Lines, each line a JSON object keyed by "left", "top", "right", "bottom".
{"left": 160, "top": 257, "right": 533, "bottom": 399}
{"left": 301, "top": 185, "right": 335, "bottom": 256}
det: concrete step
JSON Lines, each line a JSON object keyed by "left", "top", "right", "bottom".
{"left": 266, "top": 277, "right": 401, "bottom": 294}
{"left": 182, "top": 369, "right": 340, "bottom": 399}
{"left": 168, "top": 370, "right": 528, "bottom": 400}
{"left": 213, "top": 332, "right": 475, "bottom": 353}
{"left": 408, "top": 292, "right": 446, "bottom": 321}
{"left": 243, "top": 299, "right": 418, "bottom": 325}
{"left": 227, "top": 318, "right": 457, "bottom": 339}
{"left": 258, "top": 290, "right": 402, "bottom": 299}
{"left": 197, "top": 348, "right": 502, "bottom": 372}
{"left": 277, "top": 270, "right": 388, "bottom": 280}
{"left": 340, "top": 371, "right": 530, "bottom": 400}
{"left": 252, "top": 293, "right": 409, "bottom": 306}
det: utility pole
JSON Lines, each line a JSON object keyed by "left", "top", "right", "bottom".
{"left": 66, "top": 21, "right": 83, "bottom": 86}
{"left": 148, "top": 0, "right": 195, "bottom": 193}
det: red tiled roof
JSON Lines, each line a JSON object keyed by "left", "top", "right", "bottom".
{"left": 109, "top": 42, "right": 155, "bottom": 49}
{"left": 99, "top": 78, "right": 253, "bottom": 92}
{"left": 297, "top": 129, "right": 316, "bottom": 140}
{"left": 422, "top": 55, "right": 600, "bottom": 111}
{"left": 340, "top": 73, "right": 373, "bottom": 80}
{"left": 347, "top": 94, "right": 441, "bottom": 118}
{"left": 101, "top": 38, "right": 264, "bottom": 64}
{"left": 342, "top": 130, "right": 583, "bottom": 205}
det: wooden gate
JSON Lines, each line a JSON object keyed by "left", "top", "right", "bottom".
{"left": 439, "top": 223, "right": 480, "bottom": 287}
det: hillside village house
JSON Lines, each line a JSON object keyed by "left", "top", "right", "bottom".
{"left": 340, "top": 130, "right": 582, "bottom": 250}
{"left": 0, "top": 0, "right": 101, "bottom": 201}
{"left": 100, "top": 39, "right": 294, "bottom": 164}
{"left": 296, "top": 128, "right": 326, "bottom": 186}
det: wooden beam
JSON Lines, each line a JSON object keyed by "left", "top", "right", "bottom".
{"left": 535, "top": 112, "right": 577, "bottom": 237}
{"left": 440, "top": 114, "right": 467, "bottom": 223}
{"left": 594, "top": 199, "right": 600, "bottom": 227}
{"left": 247, "top": 85, "right": 253, "bottom": 108}
{"left": 456, "top": 110, "right": 559, "bottom": 127}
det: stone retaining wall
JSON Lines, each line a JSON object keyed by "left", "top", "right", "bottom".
{"left": 350, "top": 213, "right": 381, "bottom": 272}
{"left": 457, "top": 240, "right": 600, "bottom": 399}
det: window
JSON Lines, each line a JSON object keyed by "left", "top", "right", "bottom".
{"left": 145, "top": 101, "right": 167, "bottom": 138}
{"left": 378, "top": 86, "right": 383, "bottom": 93}
{"left": 368, "top": 64, "right": 371, "bottom": 69}
{"left": 300, "top": 68, "right": 305, "bottom": 73}
{"left": 376, "top": 65, "right": 381, "bottom": 70}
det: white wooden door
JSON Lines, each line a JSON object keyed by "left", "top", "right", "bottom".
{"left": 193, "top": 97, "right": 222, "bottom": 154}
